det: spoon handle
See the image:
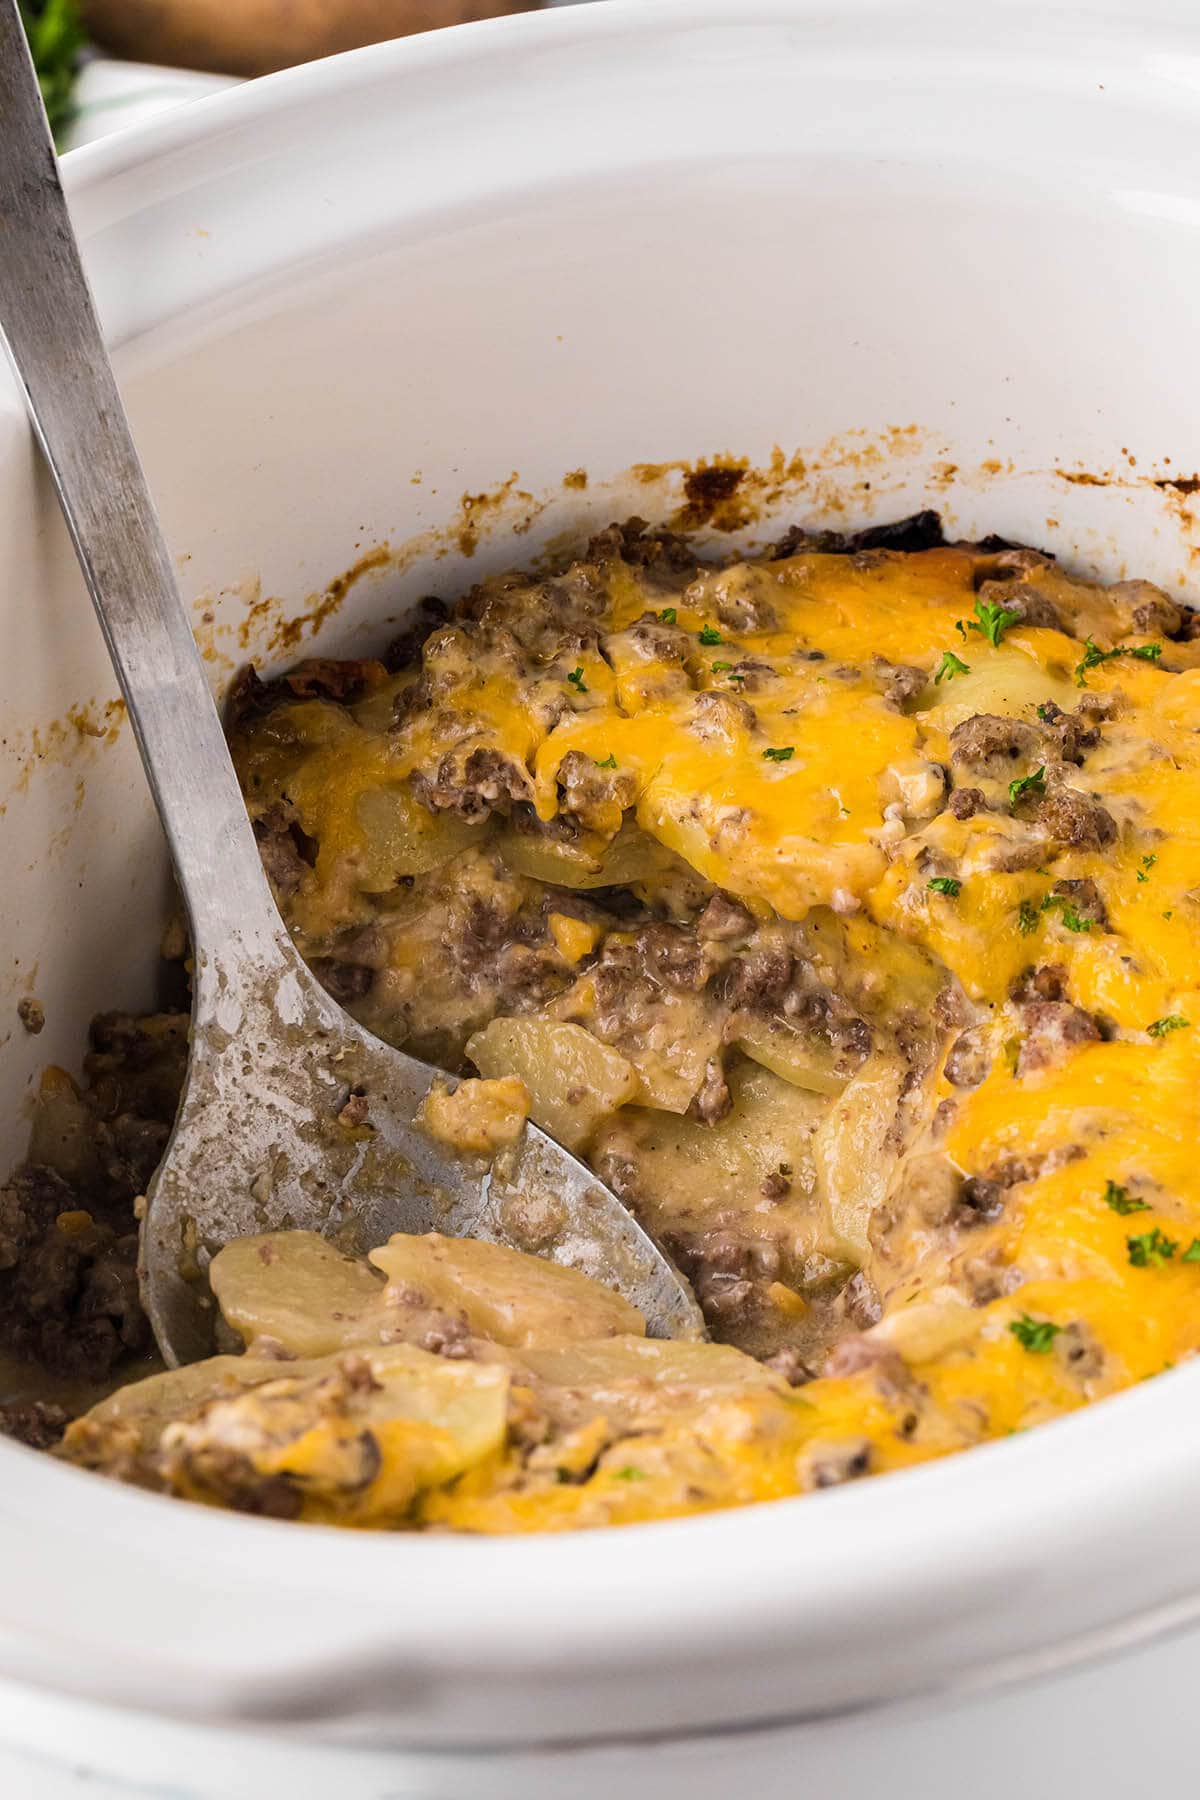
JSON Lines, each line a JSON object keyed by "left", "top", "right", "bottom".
{"left": 0, "top": 7, "right": 284, "bottom": 974}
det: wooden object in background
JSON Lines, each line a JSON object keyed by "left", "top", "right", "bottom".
{"left": 79, "top": 0, "right": 541, "bottom": 77}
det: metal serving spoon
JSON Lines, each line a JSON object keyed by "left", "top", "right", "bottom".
{"left": 0, "top": 13, "right": 701, "bottom": 1364}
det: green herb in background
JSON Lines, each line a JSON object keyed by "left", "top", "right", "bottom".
{"left": 20, "top": 0, "right": 86, "bottom": 148}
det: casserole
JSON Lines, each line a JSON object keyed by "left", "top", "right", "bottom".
{"left": 4, "top": 0, "right": 1200, "bottom": 1760}
{"left": 38, "top": 517, "right": 1200, "bottom": 1535}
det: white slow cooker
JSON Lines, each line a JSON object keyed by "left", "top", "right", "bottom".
{"left": 4, "top": 1, "right": 1200, "bottom": 1791}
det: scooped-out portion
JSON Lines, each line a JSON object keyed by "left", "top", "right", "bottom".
{"left": 61, "top": 1229, "right": 813, "bottom": 1529}
{"left": 8, "top": 511, "right": 1200, "bottom": 1531}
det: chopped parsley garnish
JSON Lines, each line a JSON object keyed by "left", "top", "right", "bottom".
{"left": 1136, "top": 853, "right": 1157, "bottom": 884}
{"left": 1074, "top": 638, "right": 1120, "bottom": 684}
{"left": 594, "top": 753, "right": 617, "bottom": 770}
{"left": 1104, "top": 1181, "right": 1149, "bottom": 1216}
{"left": 614, "top": 1466, "right": 645, "bottom": 1481}
{"left": 1017, "top": 899, "right": 1040, "bottom": 936}
{"left": 699, "top": 624, "right": 723, "bottom": 646}
{"left": 762, "top": 746, "right": 794, "bottom": 763}
{"left": 1147, "top": 1014, "right": 1189, "bottom": 1038}
{"left": 927, "top": 876, "right": 961, "bottom": 897}
{"left": 1009, "top": 1313, "right": 1062, "bottom": 1354}
{"left": 566, "top": 666, "right": 587, "bottom": 694}
{"left": 1184, "top": 1241, "right": 1200, "bottom": 1264}
{"left": 1036, "top": 702, "right": 1055, "bottom": 722}
{"left": 658, "top": 608, "right": 677, "bottom": 625}
{"left": 1009, "top": 765, "right": 1047, "bottom": 807}
{"left": 934, "top": 650, "right": 970, "bottom": 683}
{"left": 711, "top": 661, "right": 733, "bottom": 674}
{"left": 1127, "top": 1228, "right": 1178, "bottom": 1268}
{"left": 1074, "top": 637, "right": 1162, "bottom": 686}
{"left": 965, "top": 596, "right": 1021, "bottom": 649}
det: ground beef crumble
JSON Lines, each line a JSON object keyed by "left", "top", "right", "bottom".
{"left": 0, "top": 1013, "right": 186, "bottom": 1425}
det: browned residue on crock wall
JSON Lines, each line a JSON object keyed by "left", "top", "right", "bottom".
{"left": 266, "top": 543, "right": 396, "bottom": 654}
{"left": 5, "top": 698, "right": 126, "bottom": 798}
{"left": 230, "top": 545, "right": 398, "bottom": 659}
{"left": 1050, "top": 463, "right": 1200, "bottom": 563}
{"left": 453, "top": 472, "right": 542, "bottom": 556}
{"left": 630, "top": 428, "right": 931, "bottom": 536}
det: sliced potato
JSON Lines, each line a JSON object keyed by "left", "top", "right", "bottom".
{"left": 466, "top": 1017, "right": 638, "bottom": 1151}
{"left": 595, "top": 819, "right": 678, "bottom": 887}
{"left": 369, "top": 1231, "right": 645, "bottom": 1347}
{"left": 355, "top": 783, "right": 489, "bottom": 886}
{"left": 873, "top": 1298, "right": 981, "bottom": 1363}
{"left": 623, "top": 1008, "right": 726, "bottom": 1114}
{"left": 61, "top": 1354, "right": 277, "bottom": 1459}
{"left": 920, "top": 645, "right": 1075, "bottom": 731}
{"left": 518, "top": 1335, "right": 788, "bottom": 1432}
{"left": 544, "top": 973, "right": 725, "bottom": 1116}
{"left": 589, "top": 1060, "right": 832, "bottom": 1262}
{"left": 812, "top": 1061, "right": 903, "bottom": 1264}
{"left": 497, "top": 817, "right": 669, "bottom": 889}
{"left": 640, "top": 769, "right": 890, "bottom": 919}
{"left": 247, "top": 696, "right": 359, "bottom": 751}
{"left": 61, "top": 1343, "right": 509, "bottom": 1526}
{"left": 735, "top": 1016, "right": 849, "bottom": 1096}
{"left": 210, "top": 1230, "right": 387, "bottom": 1357}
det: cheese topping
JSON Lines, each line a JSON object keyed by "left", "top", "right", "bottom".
{"left": 59, "top": 519, "right": 1200, "bottom": 1531}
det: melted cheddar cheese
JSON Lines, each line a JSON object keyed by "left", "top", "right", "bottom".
{"left": 61, "top": 519, "right": 1200, "bottom": 1531}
